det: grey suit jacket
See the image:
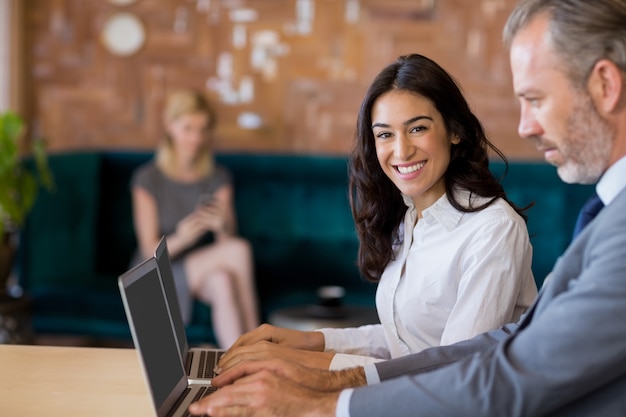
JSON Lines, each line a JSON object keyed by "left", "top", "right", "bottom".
{"left": 349, "top": 187, "right": 626, "bottom": 417}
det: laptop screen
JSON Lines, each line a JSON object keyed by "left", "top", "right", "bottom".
{"left": 155, "top": 237, "right": 189, "bottom": 356}
{"left": 121, "top": 259, "right": 185, "bottom": 410}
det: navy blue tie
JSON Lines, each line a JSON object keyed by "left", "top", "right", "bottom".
{"left": 572, "top": 192, "right": 604, "bottom": 239}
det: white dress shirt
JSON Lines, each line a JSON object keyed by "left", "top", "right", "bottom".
{"left": 322, "top": 189, "right": 537, "bottom": 370}
{"left": 597, "top": 155, "right": 626, "bottom": 206}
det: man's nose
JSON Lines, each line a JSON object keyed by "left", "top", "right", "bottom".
{"left": 518, "top": 106, "right": 542, "bottom": 140}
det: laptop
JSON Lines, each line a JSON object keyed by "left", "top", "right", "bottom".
{"left": 154, "top": 237, "right": 225, "bottom": 383}
{"left": 119, "top": 257, "right": 216, "bottom": 417}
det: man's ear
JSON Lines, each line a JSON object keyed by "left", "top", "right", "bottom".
{"left": 587, "top": 59, "right": 624, "bottom": 114}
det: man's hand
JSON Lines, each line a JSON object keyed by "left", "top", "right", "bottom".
{"left": 188, "top": 369, "right": 340, "bottom": 417}
{"left": 189, "top": 357, "right": 367, "bottom": 417}
{"left": 213, "top": 358, "right": 365, "bottom": 392}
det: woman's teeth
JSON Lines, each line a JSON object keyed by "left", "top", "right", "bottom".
{"left": 397, "top": 161, "right": 425, "bottom": 174}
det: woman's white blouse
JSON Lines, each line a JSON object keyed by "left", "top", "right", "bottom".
{"left": 321, "top": 190, "right": 538, "bottom": 370}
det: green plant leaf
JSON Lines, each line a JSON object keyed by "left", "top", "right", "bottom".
{"left": 0, "top": 111, "right": 55, "bottom": 232}
{"left": 0, "top": 112, "right": 22, "bottom": 174}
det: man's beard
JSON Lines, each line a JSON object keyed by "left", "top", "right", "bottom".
{"left": 557, "top": 91, "right": 613, "bottom": 184}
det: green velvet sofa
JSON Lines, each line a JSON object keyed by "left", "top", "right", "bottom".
{"left": 17, "top": 151, "right": 593, "bottom": 345}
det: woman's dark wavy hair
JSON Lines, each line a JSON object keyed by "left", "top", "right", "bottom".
{"left": 349, "top": 53, "right": 530, "bottom": 282}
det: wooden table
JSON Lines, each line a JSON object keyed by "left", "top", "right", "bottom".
{"left": 0, "top": 344, "right": 153, "bottom": 416}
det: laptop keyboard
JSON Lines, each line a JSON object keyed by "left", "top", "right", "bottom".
{"left": 197, "top": 350, "right": 223, "bottom": 379}
{"left": 182, "top": 386, "right": 217, "bottom": 417}
{"left": 167, "top": 386, "right": 217, "bottom": 417}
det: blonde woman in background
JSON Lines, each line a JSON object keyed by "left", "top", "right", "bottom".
{"left": 130, "top": 88, "right": 260, "bottom": 348}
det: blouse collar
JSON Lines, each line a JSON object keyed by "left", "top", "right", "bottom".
{"left": 402, "top": 189, "right": 478, "bottom": 232}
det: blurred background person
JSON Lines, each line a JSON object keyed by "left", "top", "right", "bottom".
{"left": 130, "top": 88, "right": 260, "bottom": 348}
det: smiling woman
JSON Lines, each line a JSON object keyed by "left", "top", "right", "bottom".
{"left": 211, "top": 54, "right": 538, "bottom": 375}
{"left": 308, "top": 54, "right": 539, "bottom": 369}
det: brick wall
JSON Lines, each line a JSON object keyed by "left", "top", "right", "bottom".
{"left": 25, "top": 0, "right": 539, "bottom": 159}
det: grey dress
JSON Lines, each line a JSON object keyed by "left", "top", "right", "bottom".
{"left": 130, "top": 160, "right": 232, "bottom": 324}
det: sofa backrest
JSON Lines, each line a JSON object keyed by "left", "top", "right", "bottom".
{"left": 20, "top": 152, "right": 102, "bottom": 289}
{"left": 19, "top": 151, "right": 595, "bottom": 301}
{"left": 219, "top": 153, "right": 371, "bottom": 305}
{"left": 95, "top": 152, "right": 152, "bottom": 276}
{"left": 18, "top": 151, "right": 373, "bottom": 308}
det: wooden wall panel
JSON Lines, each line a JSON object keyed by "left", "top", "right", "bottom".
{"left": 1, "top": 0, "right": 26, "bottom": 114}
{"left": 25, "top": 0, "right": 540, "bottom": 159}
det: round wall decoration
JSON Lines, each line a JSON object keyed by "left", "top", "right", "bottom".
{"left": 101, "top": 12, "right": 146, "bottom": 56}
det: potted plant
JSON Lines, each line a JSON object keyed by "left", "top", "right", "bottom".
{"left": 0, "top": 111, "right": 54, "bottom": 294}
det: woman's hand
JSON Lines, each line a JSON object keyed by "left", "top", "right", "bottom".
{"left": 216, "top": 342, "right": 334, "bottom": 374}
{"left": 216, "top": 324, "right": 327, "bottom": 373}
{"left": 229, "top": 323, "right": 325, "bottom": 351}
{"left": 196, "top": 188, "right": 237, "bottom": 236}
{"left": 174, "top": 199, "right": 226, "bottom": 243}
{"left": 173, "top": 209, "right": 213, "bottom": 247}
{"left": 196, "top": 200, "right": 228, "bottom": 233}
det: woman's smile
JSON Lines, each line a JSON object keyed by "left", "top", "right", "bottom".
{"left": 395, "top": 160, "right": 426, "bottom": 176}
